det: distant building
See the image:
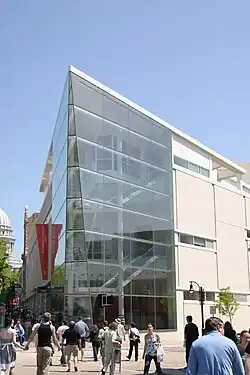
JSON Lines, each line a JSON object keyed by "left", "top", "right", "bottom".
{"left": 0, "top": 208, "right": 22, "bottom": 272}
{"left": 27, "top": 212, "right": 39, "bottom": 243}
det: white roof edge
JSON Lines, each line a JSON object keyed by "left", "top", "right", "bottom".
{"left": 69, "top": 65, "right": 245, "bottom": 175}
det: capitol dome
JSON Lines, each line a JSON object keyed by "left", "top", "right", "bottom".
{"left": 0, "top": 208, "right": 14, "bottom": 239}
{"left": 0, "top": 208, "right": 11, "bottom": 228}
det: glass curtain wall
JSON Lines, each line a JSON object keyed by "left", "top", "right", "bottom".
{"left": 50, "top": 78, "right": 68, "bottom": 314}
{"left": 65, "top": 71, "right": 176, "bottom": 330}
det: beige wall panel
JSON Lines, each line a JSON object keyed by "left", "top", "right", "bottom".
{"left": 175, "top": 171, "right": 215, "bottom": 238}
{"left": 217, "top": 222, "right": 249, "bottom": 292}
{"left": 215, "top": 186, "right": 245, "bottom": 227}
{"left": 178, "top": 246, "right": 218, "bottom": 291}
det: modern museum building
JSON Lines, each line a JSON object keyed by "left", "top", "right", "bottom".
{"left": 24, "top": 65, "right": 250, "bottom": 344}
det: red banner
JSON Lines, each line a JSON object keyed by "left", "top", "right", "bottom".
{"left": 36, "top": 224, "right": 49, "bottom": 280}
{"left": 51, "top": 224, "right": 63, "bottom": 273}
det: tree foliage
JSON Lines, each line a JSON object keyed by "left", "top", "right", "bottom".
{"left": 216, "top": 287, "right": 239, "bottom": 323}
{"left": 52, "top": 265, "right": 65, "bottom": 287}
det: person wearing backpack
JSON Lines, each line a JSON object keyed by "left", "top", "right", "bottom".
{"left": 127, "top": 322, "right": 140, "bottom": 361}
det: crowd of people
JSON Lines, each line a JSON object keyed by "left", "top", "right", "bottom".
{"left": 0, "top": 312, "right": 164, "bottom": 375}
{"left": 184, "top": 315, "right": 250, "bottom": 375}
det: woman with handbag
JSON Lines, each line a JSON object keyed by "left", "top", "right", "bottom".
{"left": 127, "top": 322, "right": 140, "bottom": 361}
{"left": 142, "top": 324, "right": 163, "bottom": 375}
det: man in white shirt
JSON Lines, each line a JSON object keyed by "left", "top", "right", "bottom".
{"left": 57, "top": 321, "right": 69, "bottom": 366}
{"left": 32, "top": 319, "right": 40, "bottom": 350}
{"left": 115, "top": 318, "right": 126, "bottom": 343}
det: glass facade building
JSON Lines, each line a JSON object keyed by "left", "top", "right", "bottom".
{"left": 51, "top": 68, "right": 176, "bottom": 330}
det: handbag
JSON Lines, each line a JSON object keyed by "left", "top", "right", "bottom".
{"left": 156, "top": 344, "right": 165, "bottom": 363}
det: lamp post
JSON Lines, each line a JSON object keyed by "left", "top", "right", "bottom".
{"left": 189, "top": 280, "right": 205, "bottom": 335}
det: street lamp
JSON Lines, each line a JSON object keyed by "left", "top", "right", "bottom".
{"left": 189, "top": 280, "right": 205, "bottom": 335}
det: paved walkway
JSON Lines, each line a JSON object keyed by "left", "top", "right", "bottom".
{"left": 14, "top": 345, "right": 186, "bottom": 374}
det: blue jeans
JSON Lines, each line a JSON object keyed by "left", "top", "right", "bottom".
{"left": 61, "top": 345, "right": 66, "bottom": 365}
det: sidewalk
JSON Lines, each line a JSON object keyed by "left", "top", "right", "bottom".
{"left": 15, "top": 345, "right": 186, "bottom": 374}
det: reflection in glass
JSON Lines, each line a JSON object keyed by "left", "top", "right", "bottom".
{"left": 66, "top": 231, "right": 86, "bottom": 262}
{"left": 131, "top": 296, "right": 154, "bottom": 329}
{"left": 67, "top": 167, "right": 81, "bottom": 198}
{"left": 67, "top": 199, "right": 84, "bottom": 230}
{"left": 155, "top": 297, "right": 176, "bottom": 329}
{"left": 71, "top": 73, "right": 103, "bottom": 116}
{"left": 131, "top": 268, "right": 154, "bottom": 295}
{"left": 65, "top": 262, "right": 88, "bottom": 294}
{"left": 63, "top": 74, "right": 176, "bottom": 329}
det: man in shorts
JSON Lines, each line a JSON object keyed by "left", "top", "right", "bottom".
{"left": 75, "top": 317, "right": 89, "bottom": 361}
{"left": 63, "top": 320, "right": 81, "bottom": 372}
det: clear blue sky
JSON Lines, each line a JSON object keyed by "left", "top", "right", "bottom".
{"left": 0, "top": 1, "right": 250, "bottom": 256}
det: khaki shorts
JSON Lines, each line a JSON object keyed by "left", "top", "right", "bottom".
{"left": 65, "top": 344, "right": 79, "bottom": 358}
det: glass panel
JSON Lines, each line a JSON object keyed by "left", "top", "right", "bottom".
{"left": 147, "top": 167, "right": 172, "bottom": 195}
{"left": 123, "top": 211, "right": 172, "bottom": 242}
{"left": 154, "top": 245, "right": 174, "bottom": 270}
{"left": 53, "top": 142, "right": 67, "bottom": 194}
{"left": 67, "top": 199, "right": 84, "bottom": 230}
{"left": 150, "top": 121, "right": 172, "bottom": 147}
{"left": 88, "top": 262, "right": 105, "bottom": 289}
{"left": 53, "top": 232, "right": 65, "bottom": 269}
{"left": 71, "top": 73, "right": 103, "bottom": 116}
{"left": 65, "top": 262, "right": 88, "bottom": 295}
{"left": 91, "top": 294, "right": 118, "bottom": 324}
{"left": 77, "top": 138, "right": 96, "bottom": 170}
{"left": 81, "top": 169, "right": 118, "bottom": 204}
{"left": 123, "top": 238, "right": 131, "bottom": 265}
{"left": 130, "top": 240, "right": 153, "bottom": 268}
{"left": 102, "top": 119, "right": 122, "bottom": 151}
{"left": 103, "top": 95, "right": 129, "bottom": 128}
{"left": 54, "top": 114, "right": 68, "bottom": 168}
{"left": 206, "top": 239, "right": 214, "bottom": 249}
{"left": 66, "top": 231, "right": 86, "bottom": 262}
{"left": 123, "top": 188, "right": 172, "bottom": 220}
{"left": 128, "top": 111, "right": 151, "bottom": 139}
{"left": 124, "top": 296, "right": 132, "bottom": 325}
{"left": 75, "top": 107, "right": 103, "bottom": 142}
{"left": 200, "top": 167, "right": 210, "bottom": 177}
{"left": 66, "top": 295, "right": 92, "bottom": 323}
{"left": 83, "top": 201, "right": 121, "bottom": 236}
{"left": 68, "top": 105, "right": 76, "bottom": 136}
{"left": 131, "top": 296, "right": 154, "bottom": 330}
{"left": 179, "top": 234, "right": 193, "bottom": 245}
{"left": 193, "top": 236, "right": 206, "bottom": 247}
{"left": 104, "top": 265, "right": 120, "bottom": 293}
{"left": 155, "top": 297, "right": 176, "bottom": 329}
{"left": 104, "top": 235, "right": 119, "bottom": 264}
{"left": 85, "top": 232, "right": 104, "bottom": 262}
{"left": 174, "top": 156, "right": 188, "bottom": 168}
{"left": 188, "top": 162, "right": 199, "bottom": 173}
{"left": 155, "top": 270, "right": 175, "bottom": 296}
{"left": 131, "top": 268, "right": 154, "bottom": 295}
{"left": 53, "top": 77, "right": 68, "bottom": 147}
{"left": 52, "top": 170, "right": 67, "bottom": 216}
{"left": 67, "top": 167, "right": 81, "bottom": 198}
{"left": 68, "top": 137, "right": 79, "bottom": 167}
{"left": 53, "top": 203, "right": 66, "bottom": 238}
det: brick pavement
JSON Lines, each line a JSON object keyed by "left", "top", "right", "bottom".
{"left": 14, "top": 346, "right": 186, "bottom": 374}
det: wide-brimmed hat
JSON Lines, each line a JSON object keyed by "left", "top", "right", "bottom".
{"left": 115, "top": 318, "right": 121, "bottom": 324}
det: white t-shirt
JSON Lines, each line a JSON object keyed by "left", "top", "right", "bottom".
{"left": 32, "top": 323, "right": 40, "bottom": 332}
{"left": 57, "top": 325, "right": 69, "bottom": 344}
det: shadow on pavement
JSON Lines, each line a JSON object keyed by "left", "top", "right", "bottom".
{"left": 163, "top": 368, "right": 186, "bottom": 374}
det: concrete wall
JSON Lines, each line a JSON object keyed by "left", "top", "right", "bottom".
{"left": 173, "top": 166, "right": 250, "bottom": 344}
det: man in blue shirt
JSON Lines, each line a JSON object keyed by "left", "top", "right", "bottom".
{"left": 186, "top": 317, "right": 244, "bottom": 375}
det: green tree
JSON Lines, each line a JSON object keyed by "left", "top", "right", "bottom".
{"left": 216, "top": 287, "right": 239, "bottom": 323}
{"left": 52, "top": 265, "right": 65, "bottom": 287}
